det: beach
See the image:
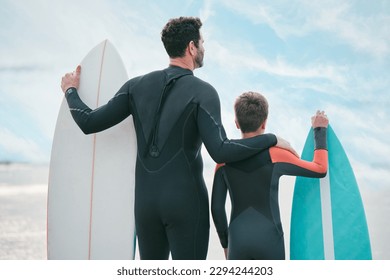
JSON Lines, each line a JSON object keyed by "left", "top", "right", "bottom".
{"left": 0, "top": 164, "right": 47, "bottom": 259}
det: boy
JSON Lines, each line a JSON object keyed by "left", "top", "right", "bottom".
{"left": 211, "top": 91, "right": 328, "bottom": 259}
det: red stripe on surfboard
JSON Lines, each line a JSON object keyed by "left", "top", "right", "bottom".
{"left": 88, "top": 40, "right": 108, "bottom": 259}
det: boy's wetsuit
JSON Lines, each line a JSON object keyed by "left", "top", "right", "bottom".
{"left": 64, "top": 65, "right": 277, "bottom": 260}
{"left": 211, "top": 127, "right": 327, "bottom": 260}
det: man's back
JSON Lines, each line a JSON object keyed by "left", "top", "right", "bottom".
{"left": 126, "top": 65, "right": 215, "bottom": 169}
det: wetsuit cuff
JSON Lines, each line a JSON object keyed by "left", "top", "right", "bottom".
{"left": 314, "top": 127, "right": 327, "bottom": 150}
{"left": 270, "top": 133, "right": 277, "bottom": 146}
{"left": 65, "top": 87, "right": 77, "bottom": 98}
{"left": 261, "top": 133, "right": 277, "bottom": 147}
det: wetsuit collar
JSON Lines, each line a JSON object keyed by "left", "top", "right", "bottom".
{"left": 167, "top": 65, "right": 194, "bottom": 76}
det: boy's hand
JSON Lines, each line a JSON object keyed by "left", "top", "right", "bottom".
{"left": 312, "top": 110, "right": 329, "bottom": 128}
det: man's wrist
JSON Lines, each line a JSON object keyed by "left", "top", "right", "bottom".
{"left": 65, "top": 87, "right": 77, "bottom": 98}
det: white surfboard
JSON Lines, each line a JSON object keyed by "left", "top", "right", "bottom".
{"left": 47, "top": 40, "right": 137, "bottom": 259}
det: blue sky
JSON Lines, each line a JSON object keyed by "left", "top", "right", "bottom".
{"left": 0, "top": 0, "right": 389, "bottom": 258}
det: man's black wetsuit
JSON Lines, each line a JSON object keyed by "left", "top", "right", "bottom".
{"left": 64, "top": 65, "right": 277, "bottom": 260}
{"left": 211, "top": 127, "right": 328, "bottom": 260}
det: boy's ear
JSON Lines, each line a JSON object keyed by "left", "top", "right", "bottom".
{"left": 235, "top": 119, "right": 240, "bottom": 129}
{"left": 261, "top": 119, "right": 267, "bottom": 130}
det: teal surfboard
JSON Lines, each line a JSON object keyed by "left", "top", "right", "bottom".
{"left": 290, "top": 125, "right": 371, "bottom": 260}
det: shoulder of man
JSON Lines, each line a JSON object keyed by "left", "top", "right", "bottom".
{"left": 127, "top": 69, "right": 166, "bottom": 88}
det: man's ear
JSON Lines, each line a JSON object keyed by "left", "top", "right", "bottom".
{"left": 188, "top": 41, "right": 197, "bottom": 56}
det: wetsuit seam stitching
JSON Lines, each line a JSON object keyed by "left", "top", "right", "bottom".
{"left": 115, "top": 91, "right": 128, "bottom": 98}
{"left": 182, "top": 105, "right": 197, "bottom": 163}
{"left": 69, "top": 108, "right": 90, "bottom": 114}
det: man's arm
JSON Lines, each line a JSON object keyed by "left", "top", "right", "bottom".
{"left": 61, "top": 66, "right": 131, "bottom": 134}
{"left": 197, "top": 86, "right": 297, "bottom": 163}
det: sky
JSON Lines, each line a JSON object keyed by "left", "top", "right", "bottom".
{"left": 0, "top": 0, "right": 389, "bottom": 259}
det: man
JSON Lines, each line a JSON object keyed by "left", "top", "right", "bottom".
{"left": 60, "top": 17, "right": 296, "bottom": 260}
{"left": 211, "top": 91, "right": 328, "bottom": 259}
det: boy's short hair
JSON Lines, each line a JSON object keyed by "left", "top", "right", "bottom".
{"left": 234, "top": 91, "right": 268, "bottom": 133}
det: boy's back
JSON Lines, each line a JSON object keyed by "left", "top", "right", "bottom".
{"left": 212, "top": 138, "right": 327, "bottom": 260}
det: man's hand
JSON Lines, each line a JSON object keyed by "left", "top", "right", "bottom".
{"left": 276, "top": 136, "right": 299, "bottom": 158}
{"left": 61, "top": 65, "right": 81, "bottom": 94}
{"left": 311, "top": 110, "right": 329, "bottom": 128}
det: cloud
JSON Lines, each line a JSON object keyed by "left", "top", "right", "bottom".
{"left": 220, "top": 0, "right": 390, "bottom": 58}
{"left": 206, "top": 39, "right": 347, "bottom": 94}
{"left": 302, "top": 1, "right": 390, "bottom": 58}
{"left": 1, "top": 0, "right": 389, "bottom": 173}
{"left": 0, "top": 0, "right": 172, "bottom": 164}
{"left": 200, "top": 0, "right": 215, "bottom": 23}
{"left": 220, "top": 0, "right": 309, "bottom": 38}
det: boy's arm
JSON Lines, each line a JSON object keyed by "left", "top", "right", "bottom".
{"left": 270, "top": 111, "right": 329, "bottom": 178}
{"left": 211, "top": 164, "right": 229, "bottom": 250}
{"left": 270, "top": 127, "right": 328, "bottom": 178}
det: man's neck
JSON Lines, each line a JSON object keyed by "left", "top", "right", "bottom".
{"left": 169, "top": 57, "right": 195, "bottom": 71}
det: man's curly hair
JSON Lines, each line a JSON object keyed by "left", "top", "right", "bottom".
{"left": 161, "top": 17, "right": 202, "bottom": 58}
